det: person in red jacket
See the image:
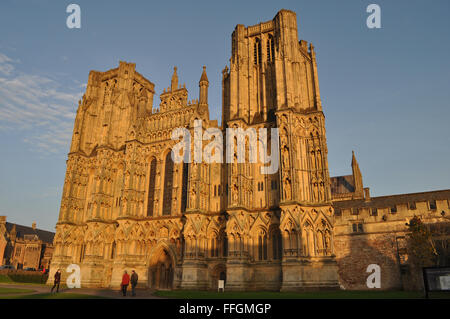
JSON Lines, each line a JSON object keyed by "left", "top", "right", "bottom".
{"left": 121, "top": 270, "right": 130, "bottom": 296}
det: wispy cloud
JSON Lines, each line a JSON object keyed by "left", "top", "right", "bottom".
{"left": 0, "top": 52, "right": 82, "bottom": 154}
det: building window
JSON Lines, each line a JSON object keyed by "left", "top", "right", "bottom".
{"left": 267, "top": 34, "right": 274, "bottom": 62}
{"left": 110, "top": 242, "right": 116, "bottom": 259}
{"left": 162, "top": 152, "right": 174, "bottom": 216}
{"left": 181, "top": 162, "right": 189, "bottom": 212}
{"left": 254, "top": 38, "right": 262, "bottom": 65}
{"left": 391, "top": 206, "right": 397, "bottom": 214}
{"left": 334, "top": 208, "right": 342, "bottom": 216}
{"left": 352, "top": 223, "right": 364, "bottom": 233}
{"left": 218, "top": 185, "right": 221, "bottom": 196}
{"left": 429, "top": 200, "right": 437, "bottom": 210}
{"left": 351, "top": 208, "right": 360, "bottom": 215}
{"left": 222, "top": 234, "right": 228, "bottom": 257}
{"left": 257, "top": 182, "right": 264, "bottom": 192}
{"left": 147, "top": 158, "right": 157, "bottom": 217}
{"left": 371, "top": 208, "right": 378, "bottom": 216}
{"left": 271, "top": 180, "right": 277, "bottom": 190}
{"left": 210, "top": 237, "right": 219, "bottom": 257}
{"left": 258, "top": 231, "right": 268, "bottom": 261}
{"left": 214, "top": 185, "right": 217, "bottom": 197}
{"left": 409, "top": 202, "right": 416, "bottom": 210}
{"left": 272, "top": 229, "right": 282, "bottom": 260}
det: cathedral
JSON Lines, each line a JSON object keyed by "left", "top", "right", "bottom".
{"left": 48, "top": 10, "right": 449, "bottom": 291}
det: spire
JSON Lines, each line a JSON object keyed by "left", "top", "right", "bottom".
{"left": 351, "top": 150, "right": 357, "bottom": 167}
{"left": 351, "top": 151, "right": 364, "bottom": 196}
{"left": 200, "top": 65, "right": 209, "bottom": 84}
{"left": 199, "top": 66, "right": 209, "bottom": 106}
{"left": 171, "top": 66, "right": 179, "bottom": 91}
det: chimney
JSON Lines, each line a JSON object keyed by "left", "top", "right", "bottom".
{"left": 32, "top": 222, "right": 36, "bottom": 230}
{"left": 364, "top": 187, "right": 371, "bottom": 201}
{"left": 0, "top": 216, "right": 6, "bottom": 224}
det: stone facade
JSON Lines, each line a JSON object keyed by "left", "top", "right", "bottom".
{"left": 48, "top": 9, "right": 449, "bottom": 291}
{"left": 332, "top": 154, "right": 450, "bottom": 290}
{"left": 0, "top": 216, "right": 54, "bottom": 270}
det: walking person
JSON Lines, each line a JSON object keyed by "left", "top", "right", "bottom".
{"left": 51, "top": 269, "right": 61, "bottom": 293}
{"left": 130, "top": 270, "right": 139, "bottom": 297}
{"left": 121, "top": 270, "right": 130, "bottom": 297}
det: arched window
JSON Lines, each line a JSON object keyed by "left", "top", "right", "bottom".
{"left": 254, "top": 38, "right": 262, "bottom": 65}
{"left": 258, "top": 230, "right": 268, "bottom": 260}
{"left": 162, "top": 152, "right": 174, "bottom": 215}
{"left": 181, "top": 162, "right": 188, "bottom": 212}
{"left": 147, "top": 158, "right": 157, "bottom": 216}
{"left": 267, "top": 34, "right": 275, "bottom": 62}
{"left": 272, "top": 229, "right": 282, "bottom": 260}
{"left": 110, "top": 242, "right": 116, "bottom": 259}
{"left": 210, "top": 235, "right": 219, "bottom": 257}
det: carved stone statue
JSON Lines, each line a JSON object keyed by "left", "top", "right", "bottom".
{"left": 313, "top": 183, "right": 319, "bottom": 201}
{"left": 283, "top": 147, "right": 289, "bottom": 169}
{"left": 284, "top": 179, "right": 291, "bottom": 200}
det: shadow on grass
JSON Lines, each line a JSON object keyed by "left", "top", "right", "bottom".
{"left": 2, "top": 292, "right": 108, "bottom": 299}
{"left": 0, "top": 287, "right": 35, "bottom": 295}
{"left": 154, "top": 290, "right": 450, "bottom": 299}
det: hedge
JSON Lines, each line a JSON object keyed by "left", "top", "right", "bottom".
{"left": 0, "top": 270, "right": 48, "bottom": 284}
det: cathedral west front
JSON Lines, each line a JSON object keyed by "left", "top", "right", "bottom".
{"left": 48, "top": 10, "right": 450, "bottom": 291}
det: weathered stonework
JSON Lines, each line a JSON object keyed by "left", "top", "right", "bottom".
{"left": 48, "top": 9, "right": 449, "bottom": 291}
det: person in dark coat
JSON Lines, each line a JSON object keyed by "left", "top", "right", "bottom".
{"left": 130, "top": 270, "right": 139, "bottom": 297}
{"left": 121, "top": 271, "right": 130, "bottom": 296}
{"left": 51, "top": 269, "right": 61, "bottom": 293}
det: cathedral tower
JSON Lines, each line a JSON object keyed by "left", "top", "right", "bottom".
{"left": 222, "top": 10, "right": 339, "bottom": 291}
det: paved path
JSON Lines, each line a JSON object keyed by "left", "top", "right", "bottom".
{"left": 0, "top": 283, "right": 163, "bottom": 299}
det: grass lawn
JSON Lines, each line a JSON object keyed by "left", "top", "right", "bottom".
{"left": 1, "top": 292, "right": 108, "bottom": 299}
{"left": 0, "top": 287, "right": 35, "bottom": 295}
{"left": 154, "top": 290, "right": 450, "bottom": 299}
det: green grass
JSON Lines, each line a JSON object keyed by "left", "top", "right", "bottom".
{"left": 0, "top": 275, "right": 14, "bottom": 283}
{"left": 0, "top": 273, "right": 48, "bottom": 284}
{"left": 154, "top": 290, "right": 450, "bottom": 299}
{"left": 1, "top": 292, "right": 108, "bottom": 299}
{"left": 0, "top": 287, "right": 35, "bottom": 295}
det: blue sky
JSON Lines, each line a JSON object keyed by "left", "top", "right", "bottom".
{"left": 0, "top": 0, "right": 449, "bottom": 231}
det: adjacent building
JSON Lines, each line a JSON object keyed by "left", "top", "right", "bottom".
{"left": 0, "top": 216, "right": 54, "bottom": 270}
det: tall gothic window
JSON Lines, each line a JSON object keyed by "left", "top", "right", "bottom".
{"left": 267, "top": 34, "right": 274, "bottom": 62}
{"left": 254, "top": 38, "right": 262, "bottom": 65}
{"left": 272, "top": 229, "right": 282, "bottom": 260}
{"left": 147, "top": 158, "right": 157, "bottom": 217}
{"left": 258, "top": 230, "right": 268, "bottom": 260}
{"left": 181, "top": 162, "right": 188, "bottom": 212}
{"left": 162, "top": 152, "right": 174, "bottom": 215}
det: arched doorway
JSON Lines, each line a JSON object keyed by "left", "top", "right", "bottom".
{"left": 148, "top": 249, "right": 174, "bottom": 289}
{"left": 210, "top": 264, "right": 226, "bottom": 290}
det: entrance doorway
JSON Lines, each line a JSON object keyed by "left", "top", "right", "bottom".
{"left": 210, "top": 264, "right": 226, "bottom": 289}
{"left": 148, "top": 249, "right": 173, "bottom": 289}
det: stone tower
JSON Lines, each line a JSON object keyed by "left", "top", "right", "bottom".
{"left": 221, "top": 9, "right": 338, "bottom": 290}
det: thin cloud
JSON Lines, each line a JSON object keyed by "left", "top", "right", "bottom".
{"left": 0, "top": 52, "right": 82, "bottom": 154}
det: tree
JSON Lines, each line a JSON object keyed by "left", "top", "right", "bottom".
{"left": 406, "top": 216, "right": 437, "bottom": 267}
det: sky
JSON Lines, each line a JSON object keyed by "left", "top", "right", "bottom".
{"left": 0, "top": 0, "right": 449, "bottom": 231}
